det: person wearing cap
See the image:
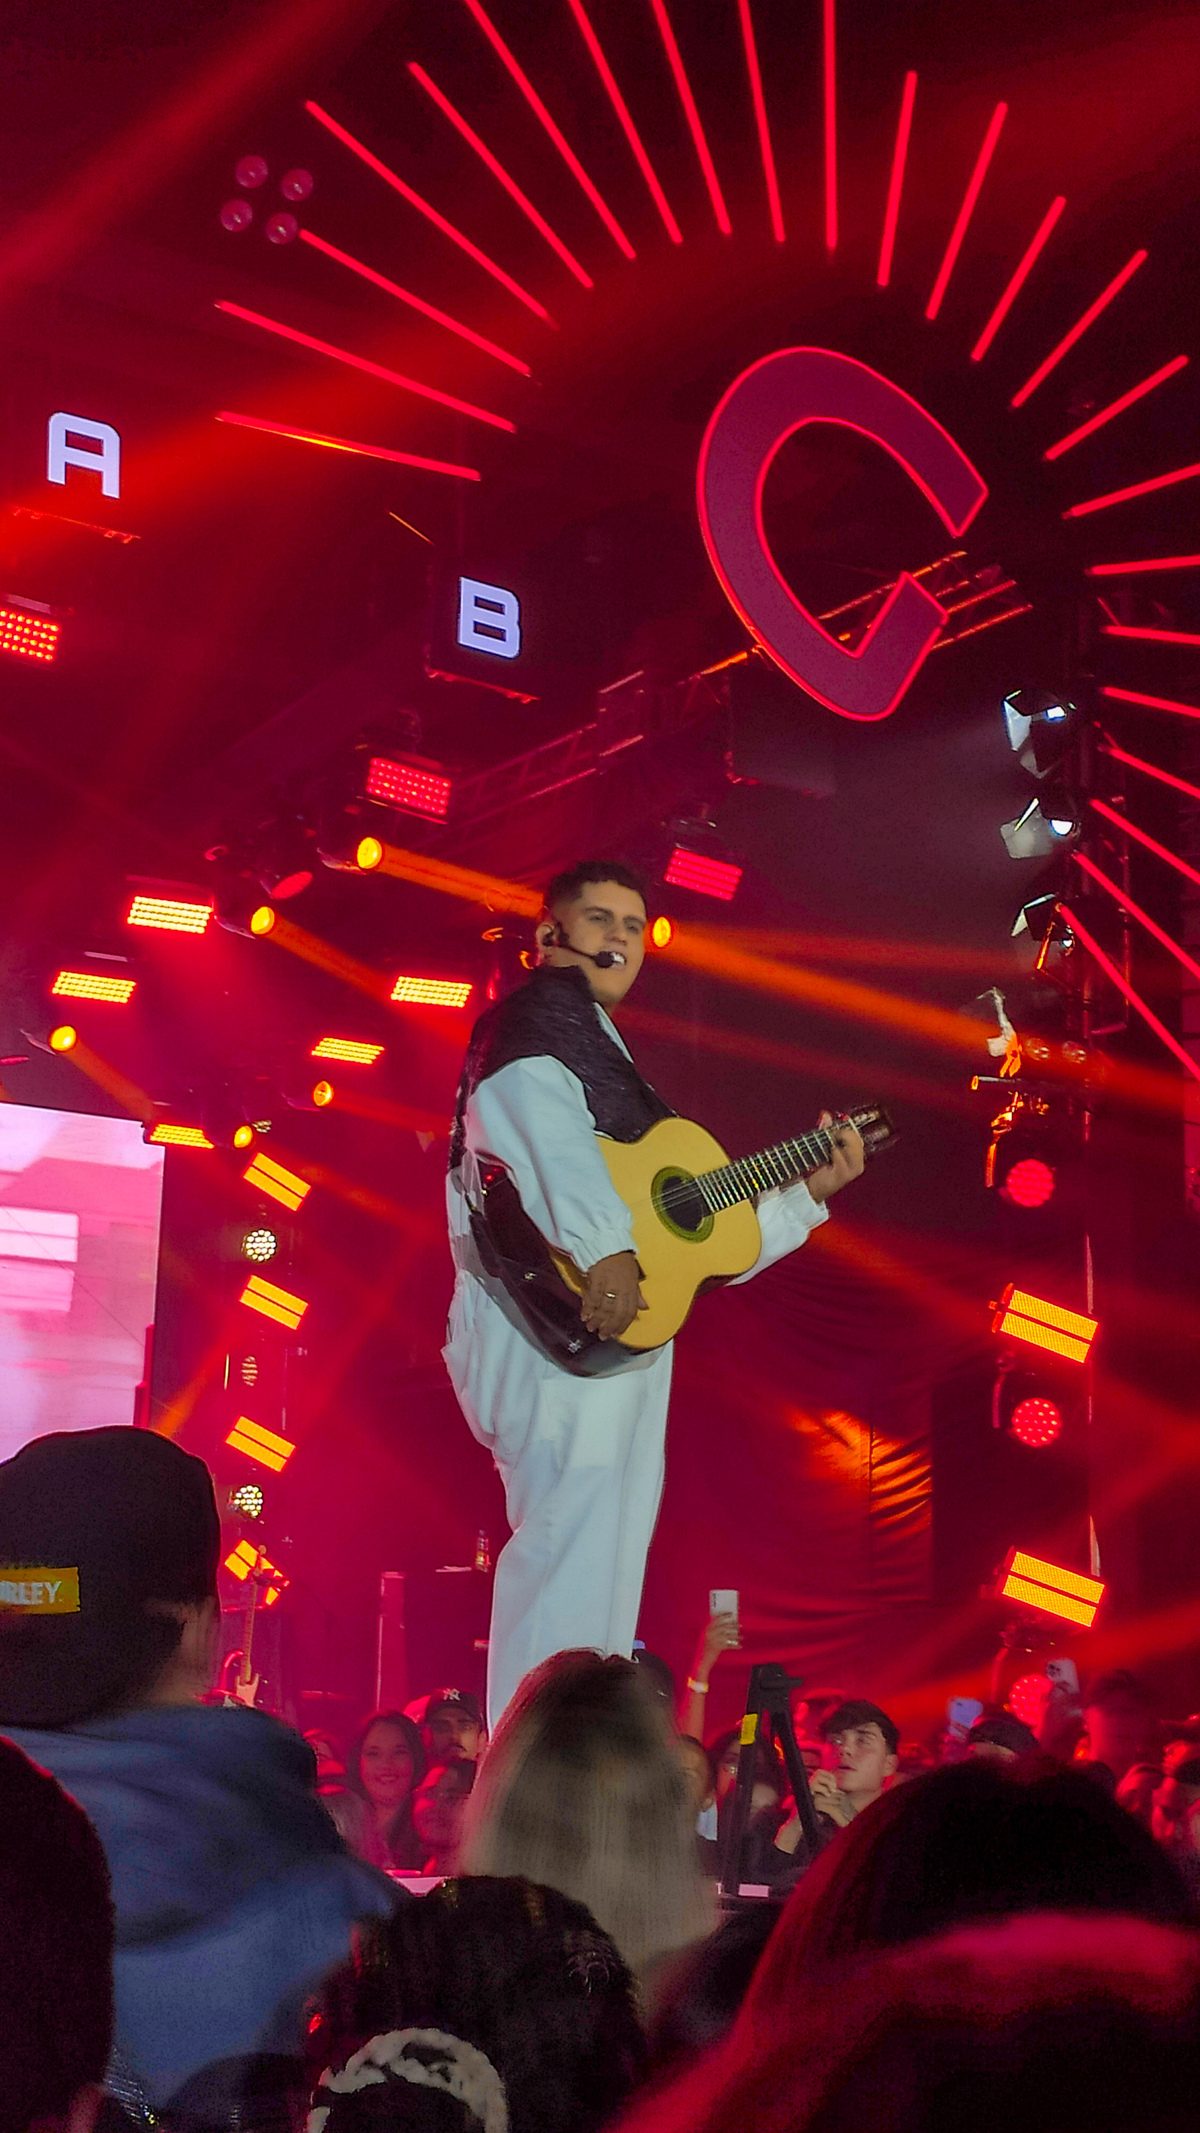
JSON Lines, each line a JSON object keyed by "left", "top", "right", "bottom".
{"left": 422, "top": 1687, "right": 486, "bottom": 1764}
{"left": 0, "top": 1427, "right": 396, "bottom": 2128}
{"left": 965, "top": 1711, "right": 1040, "bottom": 1763}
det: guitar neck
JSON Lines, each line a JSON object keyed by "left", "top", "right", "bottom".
{"left": 696, "top": 1127, "right": 837, "bottom": 1212}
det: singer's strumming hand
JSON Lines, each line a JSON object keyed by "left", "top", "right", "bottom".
{"left": 580, "top": 1251, "right": 646, "bottom": 1338}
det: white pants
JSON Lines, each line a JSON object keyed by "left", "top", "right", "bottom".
{"left": 444, "top": 1272, "right": 673, "bottom": 1729}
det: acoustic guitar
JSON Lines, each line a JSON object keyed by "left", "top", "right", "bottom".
{"left": 471, "top": 1104, "right": 895, "bottom": 1376}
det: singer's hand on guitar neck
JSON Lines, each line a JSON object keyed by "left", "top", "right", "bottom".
{"left": 580, "top": 1251, "right": 647, "bottom": 1339}
{"left": 804, "top": 1112, "right": 866, "bottom": 1204}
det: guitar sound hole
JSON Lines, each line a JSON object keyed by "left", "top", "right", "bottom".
{"left": 660, "top": 1173, "right": 707, "bottom": 1234}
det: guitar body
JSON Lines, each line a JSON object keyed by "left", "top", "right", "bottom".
{"left": 549, "top": 1117, "right": 762, "bottom": 1350}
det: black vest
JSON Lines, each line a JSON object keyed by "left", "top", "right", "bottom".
{"left": 449, "top": 964, "right": 674, "bottom": 1171}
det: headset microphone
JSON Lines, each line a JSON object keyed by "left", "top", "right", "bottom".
{"left": 550, "top": 925, "right": 626, "bottom": 970}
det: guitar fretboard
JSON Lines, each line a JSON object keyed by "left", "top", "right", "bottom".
{"left": 694, "top": 1128, "right": 836, "bottom": 1212}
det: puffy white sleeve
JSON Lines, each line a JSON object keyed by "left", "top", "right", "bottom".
{"left": 728, "top": 1179, "right": 829, "bottom": 1285}
{"left": 466, "top": 1056, "right": 637, "bottom": 1271}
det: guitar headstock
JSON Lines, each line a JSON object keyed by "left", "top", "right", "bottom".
{"left": 840, "top": 1105, "right": 897, "bottom": 1158}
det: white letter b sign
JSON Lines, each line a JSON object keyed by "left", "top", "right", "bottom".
{"left": 457, "top": 576, "right": 521, "bottom": 660}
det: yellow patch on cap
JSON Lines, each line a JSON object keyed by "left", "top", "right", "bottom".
{"left": 0, "top": 1568, "right": 80, "bottom": 1612}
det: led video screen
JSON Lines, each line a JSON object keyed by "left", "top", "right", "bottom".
{"left": 0, "top": 1105, "right": 165, "bottom": 1459}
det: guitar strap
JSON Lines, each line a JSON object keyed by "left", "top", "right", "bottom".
{"left": 449, "top": 964, "right": 675, "bottom": 1179}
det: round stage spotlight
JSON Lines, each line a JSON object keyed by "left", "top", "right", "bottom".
{"left": 1001, "top": 1156, "right": 1057, "bottom": 1209}
{"left": 1008, "top": 1673, "right": 1050, "bottom": 1729}
{"left": 232, "top": 1123, "right": 256, "bottom": 1150}
{"left": 312, "top": 1079, "right": 334, "bottom": 1108}
{"left": 355, "top": 835, "right": 384, "bottom": 871}
{"left": 241, "top": 1227, "right": 279, "bottom": 1264}
{"left": 650, "top": 915, "right": 675, "bottom": 949}
{"left": 1011, "top": 1396, "right": 1063, "bottom": 1448}
{"left": 250, "top": 905, "right": 276, "bottom": 936}
{"left": 48, "top": 1024, "right": 78, "bottom": 1052}
{"left": 228, "top": 1483, "right": 264, "bottom": 1519}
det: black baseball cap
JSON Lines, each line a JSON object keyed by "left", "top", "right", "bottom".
{"left": 425, "top": 1687, "right": 484, "bottom": 1728}
{"left": 0, "top": 1428, "right": 220, "bottom": 1728}
{"left": 968, "top": 1711, "right": 1039, "bottom": 1757}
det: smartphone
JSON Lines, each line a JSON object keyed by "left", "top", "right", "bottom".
{"left": 710, "top": 1588, "right": 739, "bottom": 1621}
{"left": 947, "top": 1696, "right": 983, "bottom": 1733}
{"left": 1045, "top": 1658, "right": 1079, "bottom": 1695}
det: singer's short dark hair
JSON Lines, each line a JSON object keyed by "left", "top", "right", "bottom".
{"left": 543, "top": 861, "right": 648, "bottom": 914}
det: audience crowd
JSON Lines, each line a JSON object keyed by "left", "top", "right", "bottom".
{"left": 2, "top": 1424, "right": 1200, "bottom": 2132}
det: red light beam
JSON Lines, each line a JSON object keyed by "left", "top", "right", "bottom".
{"left": 1102, "top": 623, "right": 1200, "bottom": 646}
{"left": 1064, "top": 456, "right": 1200, "bottom": 520}
{"left": 1012, "top": 249, "right": 1148, "bottom": 408}
{"left": 1074, "top": 851, "right": 1200, "bottom": 986}
{"left": 925, "top": 101, "right": 1007, "bottom": 321}
{"left": 299, "top": 227, "right": 530, "bottom": 372}
{"left": 459, "top": 0, "right": 634, "bottom": 256}
{"left": 408, "top": 63, "right": 593, "bottom": 286}
{"left": 970, "top": 194, "right": 1066, "bottom": 360}
{"left": 304, "top": 99, "right": 552, "bottom": 321}
{"left": 877, "top": 71, "right": 916, "bottom": 286}
{"left": 1101, "top": 740, "right": 1200, "bottom": 805}
{"left": 215, "top": 411, "right": 481, "bottom": 479}
{"left": 822, "top": 0, "right": 837, "bottom": 249}
{"left": 565, "top": 0, "right": 682, "bottom": 243}
{"left": 1092, "top": 796, "right": 1200, "bottom": 887}
{"left": 213, "top": 300, "right": 514, "bottom": 431}
{"left": 649, "top": 0, "right": 731, "bottom": 235}
{"left": 1100, "top": 684, "right": 1200, "bottom": 724}
{"left": 1062, "top": 903, "right": 1200, "bottom": 1087}
{"left": 1044, "top": 355, "right": 1188, "bottom": 460}
{"left": 737, "top": 0, "right": 783, "bottom": 242}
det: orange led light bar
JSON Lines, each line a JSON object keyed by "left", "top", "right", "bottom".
{"left": 999, "top": 1546, "right": 1105, "bottom": 1629}
{"left": 148, "top": 1124, "right": 214, "bottom": 1148}
{"left": 239, "top": 1274, "right": 308, "bottom": 1329}
{"left": 311, "top": 1038, "right": 384, "bottom": 1064}
{"left": 992, "top": 1283, "right": 1097, "bottom": 1365}
{"left": 0, "top": 605, "right": 61, "bottom": 663}
{"left": 390, "top": 975, "right": 473, "bottom": 1008}
{"left": 223, "top": 1537, "right": 289, "bottom": 1597}
{"left": 242, "top": 1152, "right": 310, "bottom": 1211}
{"left": 52, "top": 969, "right": 136, "bottom": 1003}
{"left": 127, "top": 893, "right": 212, "bottom": 934}
{"left": 225, "top": 1415, "right": 296, "bottom": 1473}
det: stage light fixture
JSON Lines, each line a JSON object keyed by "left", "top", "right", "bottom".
{"left": 228, "top": 1482, "right": 264, "bottom": 1519}
{"left": 212, "top": 863, "right": 279, "bottom": 939}
{"left": 239, "top": 1274, "right": 307, "bottom": 1330}
{"left": 365, "top": 756, "right": 452, "bottom": 819}
{"left": 997, "top": 1547, "right": 1104, "bottom": 1630}
{"left": 48, "top": 1025, "right": 78, "bottom": 1052}
{"left": 1001, "top": 1156, "right": 1056, "bottom": 1208}
{"left": 649, "top": 916, "right": 675, "bottom": 949}
{"left": 146, "top": 1122, "right": 214, "bottom": 1148}
{"left": 225, "top": 1414, "right": 296, "bottom": 1472}
{"left": 390, "top": 975, "right": 473, "bottom": 1008}
{"left": 243, "top": 1151, "right": 309, "bottom": 1209}
{"left": 1037, "top": 786, "right": 1080, "bottom": 840}
{"left": 127, "top": 892, "right": 212, "bottom": 934}
{"left": 240, "top": 1355, "right": 259, "bottom": 1387}
{"left": 1003, "top": 688, "right": 1073, "bottom": 774}
{"left": 311, "top": 1038, "right": 383, "bottom": 1063}
{"left": 51, "top": 970, "right": 136, "bottom": 1004}
{"left": 1001, "top": 799, "right": 1074, "bottom": 861}
{"left": 1008, "top": 1673, "right": 1050, "bottom": 1729}
{"left": 241, "top": 1227, "right": 279, "bottom": 1263}
{"left": 355, "top": 835, "right": 384, "bottom": 871}
{"left": 256, "top": 820, "right": 316, "bottom": 900}
{"left": 992, "top": 1283, "right": 1097, "bottom": 1365}
{"left": 283, "top": 1078, "right": 335, "bottom": 1111}
{"left": 223, "top": 1536, "right": 289, "bottom": 1601}
{"left": 1010, "top": 1395, "right": 1063, "bottom": 1447}
{"left": 663, "top": 847, "right": 743, "bottom": 901}
{"left": 0, "top": 603, "right": 61, "bottom": 664}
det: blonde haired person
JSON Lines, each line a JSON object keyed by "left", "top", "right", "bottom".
{"left": 459, "top": 1650, "right": 714, "bottom": 1978}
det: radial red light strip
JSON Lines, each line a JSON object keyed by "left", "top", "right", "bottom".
{"left": 648, "top": 0, "right": 731, "bottom": 235}
{"left": 1100, "top": 743, "right": 1200, "bottom": 808}
{"left": 1011, "top": 249, "right": 1148, "bottom": 408}
{"left": 408, "top": 63, "right": 594, "bottom": 286}
{"left": 459, "top": 0, "right": 634, "bottom": 256}
{"left": 877, "top": 72, "right": 916, "bottom": 286}
{"left": 930, "top": 601, "right": 1033, "bottom": 647}
{"left": 737, "top": 0, "right": 784, "bottom": 241}
{"left": 304, "top": 100, "right": 551, "bottom": 321}
{"left": 1100, "top": 684, "right": 1200, "bottom": 724}
{"left": 565, "top": 0, "right": 682, "bottom": 242}
{"left": 1089, "top": 554, "right": 1200, "bottom": 577}
{"left": 1064, "top": 457, "right": 1200, "bottom": 521}
{"left": 1091, "top": 797, "right": 1200, "bottom": 888}
{"left": 1074, "top": 852, "right": 1200, "bottom": 985}
{"left": 925, "top": 101, "right": 1007, "bottom": 321}
{"left": 970, "top": 194, "right": 1066, "bottom": 361}
{"left": 822, "top": 0, "right": 837, "bottom": 249}
{"left": 299, "top": 229, "right": 530, "bottom": 373}
{"left": 1061, "top": 904, "right": 1200, "bottom": 1088}
{"left": 1103, "top": 624, "right": 1200, "bottom": 646}
{"left": 214, "top": 301, "right": 514, "bottom": 433}
{"left": 1044, "top": 355, "right": 1188, "bottom": 460}
{"left": 215, "top": 412, "right": 481, "bottom": 481}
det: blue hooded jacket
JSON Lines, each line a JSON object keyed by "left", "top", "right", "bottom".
{"left": 4, "top": 1703, "right": 396, "bottom": 2110}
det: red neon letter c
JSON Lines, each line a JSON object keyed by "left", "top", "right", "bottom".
{"left": 697, "top": 348, "right": 988, "bottom": 721}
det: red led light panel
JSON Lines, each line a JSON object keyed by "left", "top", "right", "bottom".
{"left": 664, "top": 848, "right": 743, "bottom": 901}
{"left": 366, "top": 758, "right": 452, "bottom": 819}
{"left": 52, "top": 970, "right": 136, "bottom": 1004}
{"left": 1010, "top": 1396, "right": 1062, "bottom": 1448}
{"left": 1001, "top": 1157, "right": 1056, "bottom": 1208}
{"left": 311, "top": 1038, "right": 383, "bottom": 1064}
{"left": 390, "top": 976, "right": 473, "bottom": 1008}
{"left": 148, "top": 1124, "right": 213, "bottom": 1148}
{"left": 127, "top": 894, "right": 212, "bottom": 934}
{"left": 0, "top": 607, "right": 61, "bottom": 663}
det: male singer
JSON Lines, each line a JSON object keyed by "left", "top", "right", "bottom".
{"left": 444, "top": 860, "right": 863, "bottom": 1726}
